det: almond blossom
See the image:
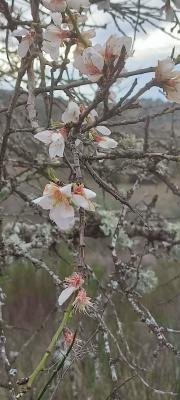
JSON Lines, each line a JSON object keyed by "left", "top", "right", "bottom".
{"left": 74, "top": 35, "right": 132, "bottom": 82}
{"left": 33, "top": 183, "right": 75, "bottom": 231}
{"left": 155, "top": 57, "right": 180, "bottom": 103}
{"left": 58, "top": 273, "right": 84, "bottom": 305}
{"left": 34, "top": 127, "right": 68, "bottom": 159}
{"left": 12, "top": 28, "right": 35, "bottom": 58}
{"left": 104, "top": 34, "right": 132, "bottom": 62}
{"left": 72, "top": 184, "right": 96, "bottom": 211}
{"left": 74, "top": 45, "right": 104, "bottom": 82}
{"left": 42, "top": 13, "right": 72, "bottom": 61}
{"left": 73, "top": 288, "right": 92, "bottom": 313}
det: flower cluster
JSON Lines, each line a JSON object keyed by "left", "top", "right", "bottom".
{"left": 74, "top": 35, "right": 132, "bottom": 82}
{"left": 12, "top": 0, "right": 180, "bottom": 106}
{"left": 33, "top": 182, "right": 96, "bottom": 230}
{"left": 34, "top": 101, "right": 118, "bottom": 159}
{"left": 58, "top": 272, "right": 92, "bottom": 313}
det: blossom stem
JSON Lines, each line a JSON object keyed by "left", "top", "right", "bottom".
{"left": 27, "top": 301, "right": 74, "bottom": 390}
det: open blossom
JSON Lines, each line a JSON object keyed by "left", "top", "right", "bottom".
{"left": 62, "top": 101, "right": 80, "bottom": 124}
{"left": 95, "top": 135, "right": 118, "bottom": 149}
{"left": 74, "top": 45, "right": 104, "bottom": 82}
{"left": 74, "top": 35, "right": 132, "bottom": 81}
{"left": 104, "top": 34, "right": 132, "bottom": 62}
{"left": 155, "top": 57, "right": 180, "bottom": 103}
{"left": 43, "top": 13, "right": 72, "bottom": 61}
{"left": 72, "top": 184, "right": 96, "bottom": 211}
{"left": 58, "top": 273, "right": 84, "bottom": 306}
{"left": 12, "top": 28, "right": 35, "bottom": 58}
{"left": 73, "top": 289, "right": 92, "bottom": 313}
{"left": 34, "top": 127, "right": 69, "bottom": 159}
{"left": 33, "top": 183, "right": 74, "bottom": 231}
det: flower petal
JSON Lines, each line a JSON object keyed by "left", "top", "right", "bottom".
{"left": 96, "top": 125, "right": 111, "bottom": 136}
{"left": 98, "top": 138, "right": 118, "bottom": 149}
{"left": 51, "top": 12, "right": 63, "bottom": 27}
{"left": 34, "top": 130, "right": 52, "bottom": 145}
{"left": 58, "top": 286, "right": 76, "bottom": 306}
{"left": 49, "top": 138, "right": 65, "bottom": 158}
{"left": 33, "top": 195, "right": 53, "bottom": 209}
{"left": 72, "top": 194, "right": 95, "bottom": 211}
{"left": 83, "top": 188, "right": 96, "bottom": 199}
{"left": 50, "top": 203, "right": 75, "bottom": 230}
{"left": 12, "top": 28, "right": 29, "bottom": 37}
{"left": 60, "top": 184, "right": 72, "bottom": 197}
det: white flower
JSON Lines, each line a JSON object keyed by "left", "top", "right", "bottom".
{"left": 42, "top": 14, "right": 71, "bottom": 60}
{"left": 58, "top": 273, "right": 84, "bottom": 306}
{"left": 42, "top": 0, "right": 66, "bottom": 12}
{"left": 155, "top": 57, "right": 180, "bottom": 103}
{"left": 104, "top": 34, "right": 132, "bottom": 61}
{"left": 74, "top": 45, "right": 104, "bottom": 82}
{"left": 33, "top": 183, "right": 74, "bottom": 231}
{"left": 62, "top": 101, "right": 80, "bottom": 124}
{"left": 12, "top": 28, "right": 35, "bottom": 58}
{"left": 34, "top": 129, "right": 66, "bottom": 159}
{"left": 74, "top": 36, "right": 131, "bottom": 82}
{"left": 72, "top": 184, "right": 96, "bottom": 211}
{"left": 95, "top": 136, "right": 118, "bottom": 149}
